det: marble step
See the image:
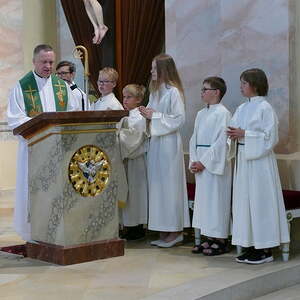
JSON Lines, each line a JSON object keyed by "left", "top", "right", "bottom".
{"left": 142, "top": 258, "right": 300, "bottom": 300}
{"left": 254, "top": 283, "right": 300, "bottom": 299}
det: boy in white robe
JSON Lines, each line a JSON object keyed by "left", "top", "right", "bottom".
{"left": 118, "top": 84, "right": 148, "bottom": 240}
{"left": 189, "top": 77, "right": 232, "bottom": 256}
{"left": 227, "top": 68, "right": 290, "bottom": 264}
{"left": 90, "top": 67, "right": 124, "bottom": 111}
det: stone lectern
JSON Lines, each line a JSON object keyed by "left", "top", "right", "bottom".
{"left": 13, "top": 111, "right": 128, "bottom": 265}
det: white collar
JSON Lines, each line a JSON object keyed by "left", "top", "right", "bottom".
{"left": 100, "top": 92, "right": 114, "bottom": 101}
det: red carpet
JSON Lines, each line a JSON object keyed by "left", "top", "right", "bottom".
{"left": 0, "top": 244, "right": 27, "bottom": 257}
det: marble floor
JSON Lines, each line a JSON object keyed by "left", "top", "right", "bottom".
{"left": 0, "top": 209, "right": 300, "bottom": 300}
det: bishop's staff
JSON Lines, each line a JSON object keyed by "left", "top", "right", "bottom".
{"left": 73, "top": 45, "right": 90, "bottom": 99}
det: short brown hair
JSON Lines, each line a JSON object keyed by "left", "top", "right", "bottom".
{"left": 99, "top": 67, "right": 119, "bottom": 83}
{"left": 203, "top": 76, "right": 227, "bottom": 100}
{"left": 56, "top": 60, "right": 76, "bottom": 73}
{"left": 240, "top": 68, "right": 268, "bottom": 96}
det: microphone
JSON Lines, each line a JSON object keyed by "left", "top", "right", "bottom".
{"left": 70, "top": 84, "right": 77, "bottom": 91}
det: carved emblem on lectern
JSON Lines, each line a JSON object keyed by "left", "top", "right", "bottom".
{"left": 68, "top": 145, "right": 111, "bottom": 197}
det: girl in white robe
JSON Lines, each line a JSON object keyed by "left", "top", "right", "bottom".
{"left": 139, "top": 54, "right": 190, "bottom": 248}
{"left": 118, "top": 84, "right": 148, "bottom": 240}
{"left": 189, "top": 77, "right": 232, "bottom": 255}
{"left": 227, "top": 68, "right": 290, "bottom": 264}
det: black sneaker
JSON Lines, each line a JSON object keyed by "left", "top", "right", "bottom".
{"left": 245, "top": 249, "right": 273, "bottom": 265}
{"left": 235, "top": 247, "right": 254, "bottom": 263}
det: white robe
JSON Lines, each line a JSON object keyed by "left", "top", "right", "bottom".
{"left": 147, "top": 85, "right": 190, "bottom": 232}
{"left": 118, "top": 108, "right": 148, "bottom": 226}
{"left": 229, "top": 96, "right": 290, "bottom": 249}
{"left": 68, "top": 81, "right": 90, "bottom": 111}
{"left": 189, "top": 103, "right": 232, "bottom": 238}
{"left": 90, "top": 92, "right": 124, "bottom": 110}
{"left": 7, "top": 72, "right": 80, "bottom": 241}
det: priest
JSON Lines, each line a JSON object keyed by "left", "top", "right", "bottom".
{"left": 7, "top": 44, "right": 80, "bottom": 241}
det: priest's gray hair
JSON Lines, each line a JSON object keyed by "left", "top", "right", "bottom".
{"left": 33, "top": 44, "right": 53, "bottom": 58}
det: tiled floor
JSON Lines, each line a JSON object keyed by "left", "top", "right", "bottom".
{"left": 0, "top": 209, "right": 300, "bottom": 300}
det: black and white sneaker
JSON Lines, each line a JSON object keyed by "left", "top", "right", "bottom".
{"left": 235, "top": 247, "right": 254, "bottom": 263}
{"left": 245, "top": 249, "right": 273, "bottom": 265}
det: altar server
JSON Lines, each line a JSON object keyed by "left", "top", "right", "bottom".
{"left": 139, "top": 54, "right": 190, "bottom": 248}
{"left": 227, "top": 68, "right": 290, "bottom": 264}
{"left": 90, "top": 67, "right": 124, "bottom": 111}
{"left": 189, "top": 77, "right": 232, "bottom": 255}
{"left": 118, "top": 84, "right": 148, "bottom": 240}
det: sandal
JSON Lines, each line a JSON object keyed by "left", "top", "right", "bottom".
{"left": 202, "top": 240, "right": 229, "bottom": 256}
{"left": 191, "top": 239, "right": 213, "bottom": 254}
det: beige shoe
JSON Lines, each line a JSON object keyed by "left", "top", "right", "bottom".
{"left": 157, "top": 235, "right": 183, "bottom": 248}
{"left": 150, "top": 239, "right": 163, "bottom": 246}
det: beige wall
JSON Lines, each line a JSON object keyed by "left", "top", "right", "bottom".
{"left": 23, "top": 0, "right": 57, "bottom": 70}
{"left": 275, "top": 0, "right": 300, "bottom": 190}
{"left": 167, "top": 0, "right": 300, "bottom": 189}
{"left": 1, "top": 0, "right": 300, "bottom": 191}
{"left": 0, "top": 0, "right": 58, "bottom": 190}
{"left": 0, "top": 141, "right": 18, "bottom": 190}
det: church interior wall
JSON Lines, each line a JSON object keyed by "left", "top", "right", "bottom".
{"left": 23, "top": 0, "right": 57, "bottom": 71}
{"left": 166, "top": 0, "right": 300, "bottom": 189}
{"left": 1, "top": 0, "right": 300, "bottom": 201}
{"left": 0, "top": 0, "right": 57, "bottom": 193}
{"left": 56, "top": 0, "right": 85, "bottom": 92}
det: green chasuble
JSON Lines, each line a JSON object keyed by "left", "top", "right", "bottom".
{"left": 19, "top": 71, "right": 69, "bottom": 117}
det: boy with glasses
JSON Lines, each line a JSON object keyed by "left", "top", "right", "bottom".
{"left": 56, "top": 60, "right": 89, "bottom": 111}
{"left": 189, "top": 77, "right": 232, "bottom": 256}
{"left": 91, "top": 67, "right": 124, "bottom": 110}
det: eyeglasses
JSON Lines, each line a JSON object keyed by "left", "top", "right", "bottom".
{"left": 56, "top": 71, "right": 71, "bottom": 76}
{"left": 201, "top": 88, "right": 218, "bottom": 92}
{"left": 97, "top": 80, "right": 114, "bottom": 85}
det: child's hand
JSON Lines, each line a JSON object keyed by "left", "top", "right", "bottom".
{"left": 227, "top": 126, "right": 245, "bottom": 140}
{"left": 139, "top": 106, "right": 155, "bottom": 119}
{"left": 190, "top": 161, "right": 205, "bottom": 173}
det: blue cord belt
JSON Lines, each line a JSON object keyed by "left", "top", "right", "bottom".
{"left": 196, "top": 144, "right": 211, "bottom": 148}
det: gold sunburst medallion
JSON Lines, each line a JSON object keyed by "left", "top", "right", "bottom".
{"left": 69, "top": 145, "right": 111, "bottom": 197}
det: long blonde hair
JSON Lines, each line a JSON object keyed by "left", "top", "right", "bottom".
{"left": 149, "top": 54, "right": 184, "bottom": 98}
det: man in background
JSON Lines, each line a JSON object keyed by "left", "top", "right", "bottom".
{"left": 56, "top": 60, "right": 89, "bottom": 110}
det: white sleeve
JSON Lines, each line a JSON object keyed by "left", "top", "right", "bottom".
{"left": 227, "top": 106, "right": 241, "bottom": 160}
{"left": 244, "top": 106, "right": 278, "bottom": 160}
{"left": 66, "top": 85, "right": 81, "bottom": 111}
{"left": 118, "top": 117, "right": 147, "bottom": 159}
{"left": 199, "top": 111, "right": 231, "bottom": 175}
{"left": 7, "top": 83, "right": 31, "bottom": 129}
{"left": 150, "top": 88, "right": 185, "bottom": 136}
{"left": 112, "top": 98, "right": 124, "bottom": 110}
{"left": 189, "top": 113, "right": 199, "bottom": 167}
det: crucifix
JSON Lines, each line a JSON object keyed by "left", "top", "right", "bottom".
{"left": 83, "top": 0, "right": 108, "bottom": 44}
{"left": 24, "top": 85, "right": 37, "bottom": 110}
{"left": 54, "top": 82, "right": 66, "bottom": 107}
